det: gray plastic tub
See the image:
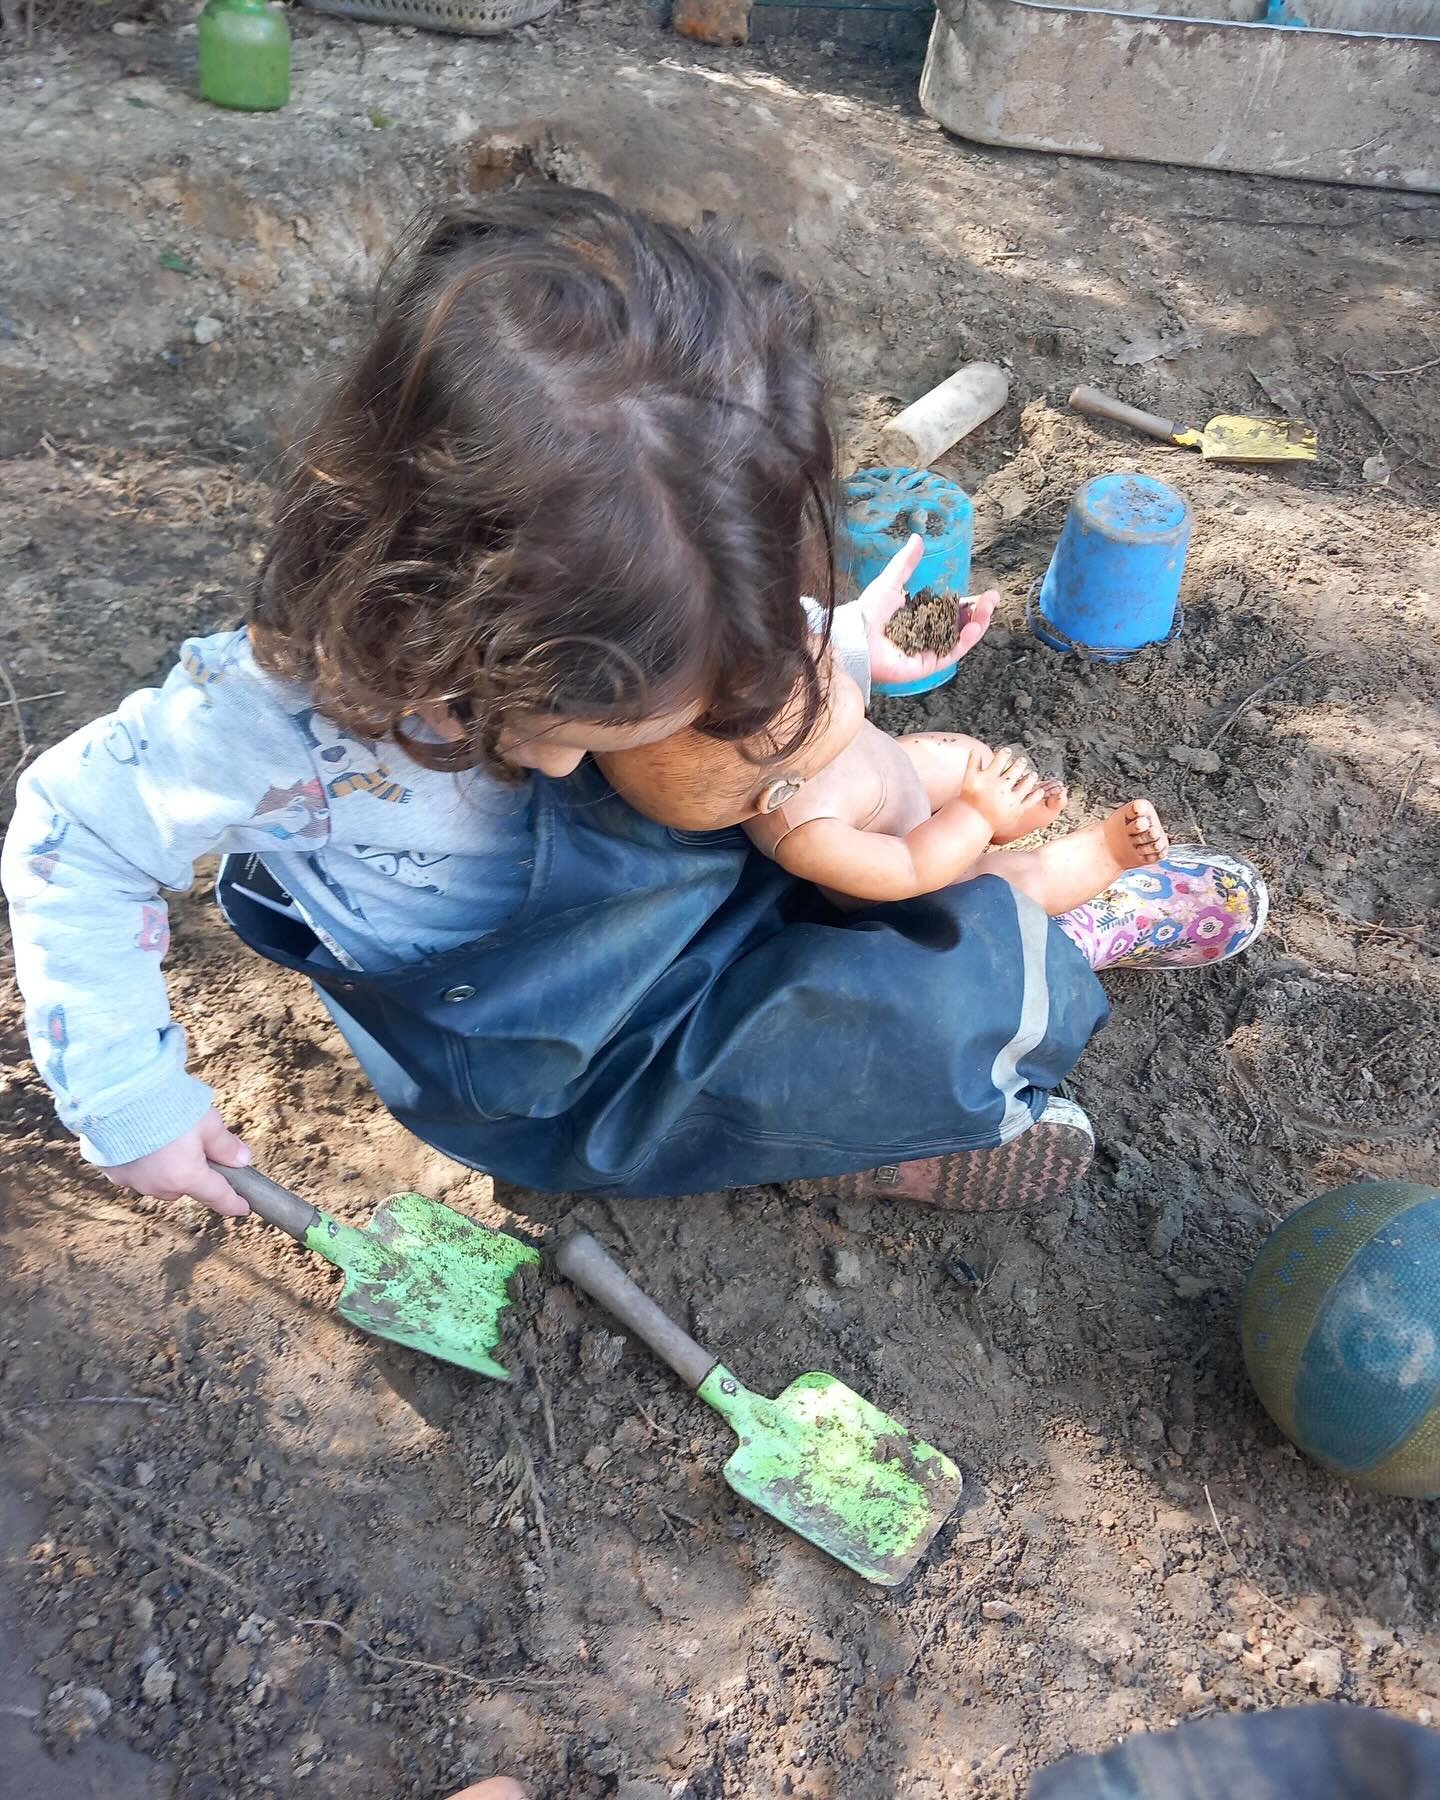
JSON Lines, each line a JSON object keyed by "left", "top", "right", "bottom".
{"left": 920, "top": 0, "right": 1440, "bottom": 192}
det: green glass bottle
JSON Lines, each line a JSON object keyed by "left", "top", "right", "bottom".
{"left": 198, "top": 0, "right": 291, "bottom": 113}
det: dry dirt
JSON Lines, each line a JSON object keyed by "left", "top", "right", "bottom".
{"left": 3, "top": 5, "right": 1440, "bottom": 1797}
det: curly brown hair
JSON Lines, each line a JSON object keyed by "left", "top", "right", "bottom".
{"left": 250, "top": 186, "right": 837, "bottom": 777}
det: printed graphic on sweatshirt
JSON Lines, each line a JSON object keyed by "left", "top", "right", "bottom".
{"left": 249, "top": 779, "right": 330, "bottom": 845}
{"left": 354, "top": 847, "right": 451, "bottom": 893}
{"left": 42, "top": 1003, "right": 68, "bottom": 1092}
{"left": 180, "top": 636, "right": 247, "bottom": 702}
{"left": 136, "top": 904, "right": 170, "bottom": 955}
{"left": 26, "top": 814, "right": 69, "bottom": 884}
{"left": 98, "top": 719, "right": 147, "bottom": 767}
{"left": 297, "top": 711, "right": 413, "bottom": 806}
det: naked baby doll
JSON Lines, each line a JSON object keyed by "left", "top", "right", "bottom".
{"left": 597, "top": 649, "right": 1169, "bottom": 917}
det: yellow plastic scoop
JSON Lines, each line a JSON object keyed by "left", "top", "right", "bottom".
{"left": 1071, "top": 386, "right": 1316, "bottom": 463}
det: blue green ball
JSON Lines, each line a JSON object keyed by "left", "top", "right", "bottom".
{"left": 1242, "top": 1181, "right": 1440, "bottom": 1497}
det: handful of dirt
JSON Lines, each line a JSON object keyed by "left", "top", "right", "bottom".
{"left": 884, "top": 590, "right": 970, "bottom": 658}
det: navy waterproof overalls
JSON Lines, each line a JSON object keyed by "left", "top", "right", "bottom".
{"left": 219, "top": 764, "right": 1108, "bottom": 1196}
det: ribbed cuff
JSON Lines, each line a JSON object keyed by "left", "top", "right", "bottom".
{"left": 803, "top": 596, "right": 872, "bottom": 709}
{"left": 77, "top": 1072, "right": 217, "bottom": 1168}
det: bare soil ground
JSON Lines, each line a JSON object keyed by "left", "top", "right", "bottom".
{"left": 3, "top": 5, "right": 1440, "bottom": 1796}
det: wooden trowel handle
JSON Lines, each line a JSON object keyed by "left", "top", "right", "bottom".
{"left": 554, "top": 1231, "right": 717, "bottom": 1392}
{"left": 209, "top": 1163, "right": 321, "bottom": 1242}
{"left": 1069, "top": 386, "right": 1179, "bottom": 442}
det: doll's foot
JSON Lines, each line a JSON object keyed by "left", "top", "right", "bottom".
{"left": 992, "top": 777, "right": 1067, "bottom": 845}
{"left": 825, "top": 1096, "right": 1093, "bottom": 1213}
{"left": 1058, "top": 846, "right": 1269, "bottom": 972}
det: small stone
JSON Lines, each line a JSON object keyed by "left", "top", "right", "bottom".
{"left": 134, "top": 1461, "right": 156, "bottom": 1488}
{"left": 44, "top": 1683, "right": 112, "bottom": 1742}
{"left": 142, "top": 1661, "right": 176, "bottom": 1706}
{"left": 1293, "top": 1647, "right": 1343, "bottom": 1697}
{"left": 1012, "top": 690, "right": 1033, "bottom": 713}
{"left": 276, "top": 1396, "right": 306, "bottom": 1422}
{"left": 1135, "top": 1407, "right": 1166, "bottom": 1444}
{"left": 982, "top": 1600, "right": 1019, "bottom": 1621}
{"left": 1148, "top": 1196, "right": 1184, "bottom": 1259}
{"left": 583, "top": 1445, "right": 610, "bottom": 1473}
{"left": 215, "top": 1644, "right": 251, "bottom": 1689}
{"left": 805, "top": 1630, "right": 843, "bottom": 1665}
{"left": 1167, "top": 744, "right": 1222, "bottom": 775}
{"left": 612, "top": 1415, "right": 648, "bottom": 1452}
{"left": 580, "top": 1329, "right": 625, "bottom": 1384}
{"left": 1168, "top": 1425, "right": 1193, "bottom": 1456}
{"left": 131, "top": 1596, "right": 155, "bottom": 1631}
{"left": 296, "top": 1731, "right": 325, "bottom": 1761}
{"left": 1170, "top": 1273, "right": 1211, "bottom": 1300}
{"left": 830, "top": 1248, "right": 863, "bottom": 1289}
{"left": 192, "top": 316, "right": 224, "bottom": 346}
{"left": 236, "top": 1611, "right": 269, "bottom": 1645}
{"left": 1177, "top": 1671, "right": 1208, "bottom": 1712}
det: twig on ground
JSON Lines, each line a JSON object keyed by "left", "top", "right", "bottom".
{"left": 654, "top": 1504, "right": 689, "bottom": 1560}
{"left": 1353, "top": 354, "right": 1440, "bottom": 380}
{"left": 1282, "top": 1105, "right": 1439, "bottom": 1144}
{"left": 1320, "top": 909, "right": 1438, "bottom": 955}
{"left": 0, "top": 688, "right": 64, "bottom": 710}
{"left": 533, "top": 1360, "right": 558, "bottom": 1458}
{"left": 1203, "top": 1482, "right": 1343, "bottom": 1652}
{"left": 1337, "top": 361, "right": 1439, "bottom": 472}
{"left": 630, "top": 1386, "right": 682, "bottom": 1444}
{"left": 503, "top": 1410, "right": 551, "bottom": 1561}
{"left": 1204, "top": 652, "right": 1332, "bottom": 751}
{"left": 908, "top": 1531, "right": 1021, "bottom": 1676}
{"left": 19, "top": 1395, "right": 171, "bottom": 1410}
{"left": 0, "top": 653, "right": 33, "bottom": 788}
{"left": 1392, "top": 751, "right": 1426, "bottom": 824}
{"left": 294, "top": 1616, "right": 563, "bottom": 1692}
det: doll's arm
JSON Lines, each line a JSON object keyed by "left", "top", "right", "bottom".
{"left": 767, "top": 799, "right": 997, "bottom": 903}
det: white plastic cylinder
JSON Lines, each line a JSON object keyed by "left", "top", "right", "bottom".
{"left": 881, "top": 361, "right": 1010, "bottom": 467}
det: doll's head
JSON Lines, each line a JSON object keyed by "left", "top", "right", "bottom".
{"left": 597, "top": 656, "right": 865, "bottom": 832}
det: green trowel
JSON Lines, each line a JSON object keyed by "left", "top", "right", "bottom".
{"left": 215, "top": 1164, "right": 538, "bottom": 1379}
{"left": 553, "top": 1231, "right": 962, "bottom": 1586}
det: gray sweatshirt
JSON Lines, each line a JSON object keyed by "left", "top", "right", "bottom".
{"left": 2, "top": 606, "right": 871, "bottom": 1168}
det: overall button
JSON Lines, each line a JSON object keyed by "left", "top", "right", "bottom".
{"left": 442, "top": 984, "right": 477, "bottom": 1003}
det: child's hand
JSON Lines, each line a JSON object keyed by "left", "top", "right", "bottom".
{"left": 103, "top": 1108, "right": 253, "bottom": 1216}
{"left": 858, "top": 534, "right": 997, "bottom": 691}
{"left": 961, "top": 746, "right": 1043, "bottom": 834}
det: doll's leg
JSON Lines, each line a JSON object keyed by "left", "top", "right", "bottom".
{"left": 978, "top": 800, "right": 1168, "bottom": 917}
{"left": 898, "top": 733, "right": 1066, "bottom": 842}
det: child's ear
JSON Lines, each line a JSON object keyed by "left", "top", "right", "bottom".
{"left": 754, "top": 776, "right": 803, "bottom": 817}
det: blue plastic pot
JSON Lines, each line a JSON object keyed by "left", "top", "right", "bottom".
{"left": 840, "top": 467, "right": 975, "bottom": 697}
{"left": 1029, "top": 472, "right": 1189, "bottom": 663}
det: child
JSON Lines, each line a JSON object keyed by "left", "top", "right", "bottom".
{"left": 2, "top": 188, "right": 1266, "bottom": 1221}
